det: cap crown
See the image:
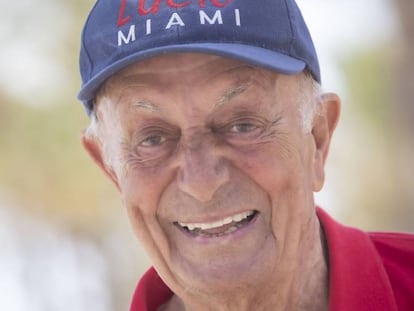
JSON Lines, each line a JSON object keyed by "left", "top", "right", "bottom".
{"left": 79, "top": 0, "right": 319, "bottom": 115}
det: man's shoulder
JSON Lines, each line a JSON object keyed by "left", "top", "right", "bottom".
{"left": 369, "top": 231, "right": 414, "bottom": 251}
{"left": 317, "top": 207, "right": 414, "bottom": 310}
{"left": 369, "top": 231, "right": 414, "bottom": 310}
{"left": 369, "top": 231, "right": 414, "bottom": 265}
{"left": 368, "top": 231, "right": 414, "bottom": 273}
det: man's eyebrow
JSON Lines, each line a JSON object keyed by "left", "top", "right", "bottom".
{"left": 214, "top": 82, "right": 251, "bottom": 109}
{"left": 131, "top": 100, "right": 160, "bottom": 113}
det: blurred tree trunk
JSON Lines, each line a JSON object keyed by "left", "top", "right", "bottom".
{"left": 391, "top": 0, "right": 414, "bottom": 230}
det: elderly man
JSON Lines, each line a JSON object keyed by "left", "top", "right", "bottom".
{"left": 77, "top": 0, "right": 414, "bottom": 310}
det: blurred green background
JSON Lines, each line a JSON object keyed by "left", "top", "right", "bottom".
{"left": 1, "top": 0, "right": 413, "bottom": 310}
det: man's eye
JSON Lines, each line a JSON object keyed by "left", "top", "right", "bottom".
{"left": 229, "top": 123, "right": 258, "bottom": 133}
{"left": 140, "top": 135, "right": 166, "bottom": 147}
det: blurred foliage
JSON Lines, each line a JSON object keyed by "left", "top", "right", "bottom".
{"left": 343, "top": 47, "right": 393, "bottom": 129}
{"left": 0, "top": 1, "right": 148, "bottom": 309}
{"left": 0, "top": 93, "right": 121, "bottom": 236}
{"left": 339, "top": 42, "right": 414, "bottom": 232}
{"left": 0, "top": 0, "right": 123, "bottom": 237}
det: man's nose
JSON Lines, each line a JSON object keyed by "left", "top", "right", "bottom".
{"left": 176, "top": 139, "right": 229, "bottom": 203}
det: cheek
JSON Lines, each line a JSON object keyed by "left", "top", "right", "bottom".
{"left": 242, "top": 150, "right": 315, "bottom": 252}
{"left": 231, "top": 144, "right": 304, "bottom": 196}
{"left": 120, "top": 173, "right": 159, "bottom": 252}
{"left": 120, "top": 168, "right": 168, "bottom": 216}
{"left": 232, "top": 144, "right": 314, "bottom": 223}
{"left": 120, "top": 168, "right": 176, "bottom": 267}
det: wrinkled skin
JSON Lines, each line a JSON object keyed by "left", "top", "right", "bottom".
{"left": 82, "top": 53, "right": 340, "bottom": 310}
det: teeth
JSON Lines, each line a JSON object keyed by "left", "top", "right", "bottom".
{"left": 178, "top": 211, "right": 255, "bottom": 231}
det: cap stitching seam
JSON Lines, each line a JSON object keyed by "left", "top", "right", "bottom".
{"left": 282, "top": 0, "right": 314, "bottom": 75}
{"left": 175, "top": 7, "right": 182, "bottom": 43}
{"left": 283, "top": 0, "right": 295, "bottom": 57}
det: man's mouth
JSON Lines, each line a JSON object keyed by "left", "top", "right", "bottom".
{"left": 175, "top": 210, "right": 258, "bottom": 238}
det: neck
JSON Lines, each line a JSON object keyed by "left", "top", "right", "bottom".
{"left": 161, "top": 218, "right": 329, "bottom": 311}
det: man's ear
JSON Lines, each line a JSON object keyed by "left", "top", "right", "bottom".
{"left": 311, "top": 93, "right": 341, "bottom": 192}
{"left": 81, "top": 131, "right": 121, "bottom": 192}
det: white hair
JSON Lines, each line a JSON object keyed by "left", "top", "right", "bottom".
{"left": 298, "top": 73, "right": 323, "bottom": 133}
{"left": 85, "top": 106, "right": 120, "bottom": 173}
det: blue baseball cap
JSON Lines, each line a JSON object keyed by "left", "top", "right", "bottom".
{"left": 78, "top": 0, "right": 320, "bottom": 115}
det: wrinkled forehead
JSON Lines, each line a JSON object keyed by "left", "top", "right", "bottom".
{"left": 91, "top": 56, "right": 310, "bottom": 144}
{"left": 90, "top": 53, "right": 309, "bottom": 130}
{"left": 99, "top": 53, "right": 291, "bottom": 99}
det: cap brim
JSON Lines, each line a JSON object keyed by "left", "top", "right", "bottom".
{"left": 78, "top": 43, "right": 306, "bottom": 110}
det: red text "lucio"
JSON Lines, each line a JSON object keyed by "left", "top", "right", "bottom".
{"left": 118, "top": 0, "right": 233, "bottom": 27}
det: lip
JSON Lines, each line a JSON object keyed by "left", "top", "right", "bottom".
{"left": 174, "top": 210, "right": 259, "bottom": 243}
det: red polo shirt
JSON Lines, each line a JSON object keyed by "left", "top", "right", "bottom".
{"left": 130, "top": 208, "right": 414, "bottom": 310}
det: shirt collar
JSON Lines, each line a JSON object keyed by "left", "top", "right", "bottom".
{"left": 317, "top": 208, "right": 398, "bottom": 311}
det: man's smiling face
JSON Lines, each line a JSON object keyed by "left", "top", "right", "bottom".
{"left": 82, "top": 53, "right": 337, "bottom": 300}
